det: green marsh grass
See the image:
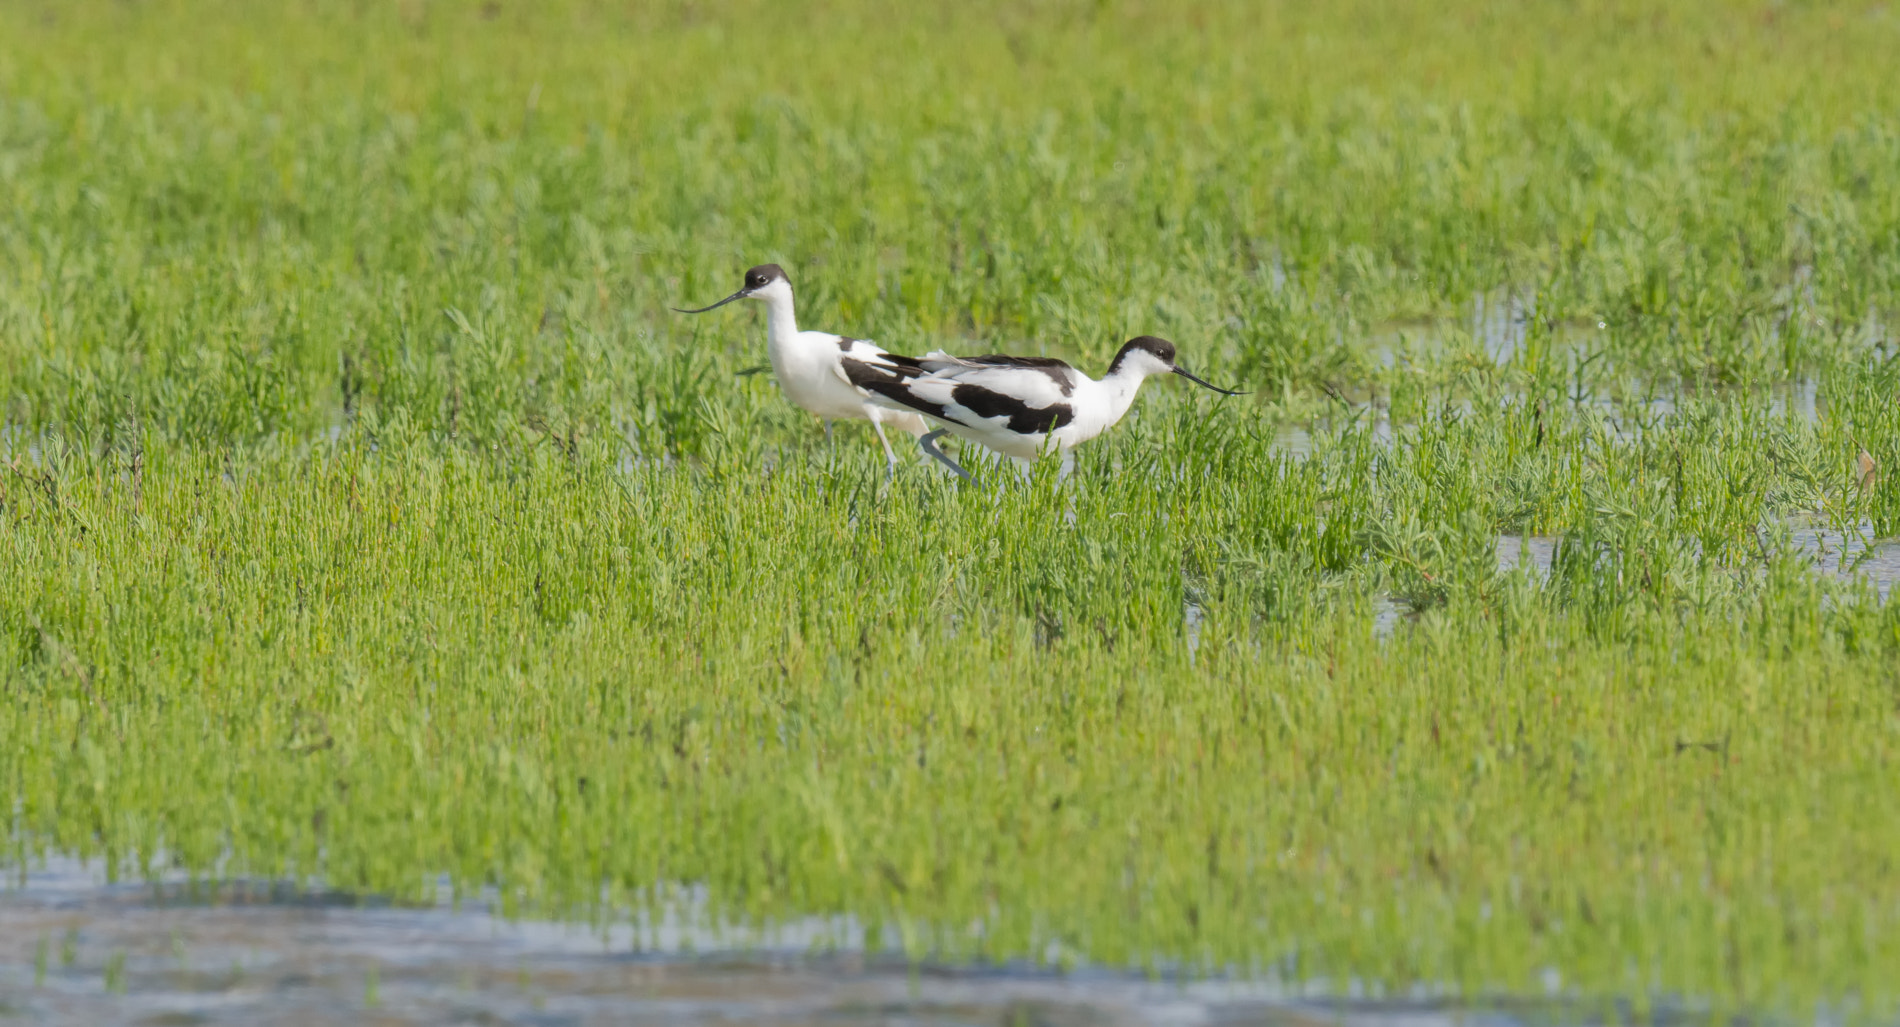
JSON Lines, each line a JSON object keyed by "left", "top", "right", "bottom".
{"left": 4, "top": 0, "right": 1900, "bottom": 1017}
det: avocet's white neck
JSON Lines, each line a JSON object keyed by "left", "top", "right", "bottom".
{"left": 1091, "top": 367, "right": 1149, "bottom": 430}
{"left": 752, "top": 280, "right": 799, "bottom": 361}
{"left": 1092, "top": 351, "right": 1171, "bottom": 429}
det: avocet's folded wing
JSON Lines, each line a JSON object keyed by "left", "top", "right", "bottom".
{"left": 845, "top": 353, "right": 1082, "bottom": 437}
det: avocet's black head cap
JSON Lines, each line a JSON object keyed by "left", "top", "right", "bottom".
{"left": 673, "top": 263, "right": 790, "bottom": 315}
{"left": 744, "top": 264, "right": 788, "bottom": 291}
{"left": 1108, "top": 335, "right": 1177, "bottom": 373}
{"left": 1112, "top": 336, "right": 1248, "bottom": 396}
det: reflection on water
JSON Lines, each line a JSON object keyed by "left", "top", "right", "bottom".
{"left": 3, "top": 858, "right": 1574, "bottom": 1027}
{"left": 1365, "top": 289, "right": 1539, "bottom": 369}
{"left": 1768, "top": 377, "right": 1820, "bottom": 422}
{"left": 1371, "top": 531, "right": 1898, "bottom": 642}
{"left": 1494, "top": 535, "right": 1559, "bottom": 578}
{"left": 1264, "top": 377, "right": 1823, "bottom": 468}
{"left": 1272, "top": 425, "right": 1313, "bottom": 460}
{"left": 1493, "top": 530, "right": 1900, "bottom": 601}
{"left": 1184, "top": 599, "right": 1205, "bottom": 660}
{"left": 1473, "top": 289, "right": 1532, "bottom": 365}
{"left": 1268, "top": 411, "right": 1390, "bottom": 460}
{"left": 1371, "top": 597, "right": 1406, "bottom": 640}
{"left": 1489, "top": 527, "right": 1892, "bottom": 599}
{"left": 1789, "top": 527, "right": 1900, "bottom": 601}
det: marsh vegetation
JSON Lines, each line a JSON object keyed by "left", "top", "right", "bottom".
{"left": 3, "top": 1, "right": 1899, "bottom": 1020}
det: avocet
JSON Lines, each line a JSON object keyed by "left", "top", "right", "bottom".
{"left": 673, "top": 264, "right": 928, "bottom": 469}
{"left": 844, "top": 335, "right": 1245, "bottom": 481}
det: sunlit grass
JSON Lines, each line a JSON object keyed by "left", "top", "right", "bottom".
{"left": 3, "top": 0, "right": 1900, "bottom": 1018}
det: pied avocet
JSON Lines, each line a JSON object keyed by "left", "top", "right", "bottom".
{"left": 673, "top": 264, "right": 929, "bottom": 470}
{"left": 843, "top": 335, "right": 1244, "bottom": 481}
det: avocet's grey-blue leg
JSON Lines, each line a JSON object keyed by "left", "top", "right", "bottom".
{"left": 823, "top": 419, "right": 833, "bottom": 446}
{"left": 919, "top": 429, "right": 972, "bottom": 483}
{"left": 866, "top": 408, "right": 901, "bottom": 480}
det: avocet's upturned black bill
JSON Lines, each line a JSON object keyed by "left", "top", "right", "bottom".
{"left": 846, "top": 335, "right": 1247, "bottom": 479}
{"left": 671, "top": 264, "right": 788, "bottom": 314}
{"left": 670, "top": 264, "right": 929, "bottom": 470}
{"left": 1171, "top": 366, "right": 1246, "bottom": 396}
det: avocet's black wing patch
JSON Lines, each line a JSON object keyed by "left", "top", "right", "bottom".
{"left": 950, "top": 383, "right": 1075, "bottom": 435}
{"left": 831, "top": 337, "right": 927, "bottom": 390}
{"left": 844, "top": 359, "right": 951, "bottom": 420}
{"left": 850, "top": 356, "right": 1078, "bottom": 438}
{"left": 840, "top": 356, "right": 927, "bottom": 387}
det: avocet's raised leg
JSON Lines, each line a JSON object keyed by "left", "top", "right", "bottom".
{"left": 919, "top": 429, "right": 972, "bottom": 483}
{"left": 865, "top": 407, "right": 900, "bottom": 478}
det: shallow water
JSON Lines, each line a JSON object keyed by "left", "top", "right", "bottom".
{"left": 1369, "top": 530, "right": 1899, "bottom": 641}
{"left": 1494, "top": 530, "right": 1900, "bottom": 600}
{"left": 0, "top": 859, "right": 1567, "bottom": 1027}
{"left": 1472, "top": 288, "right": 1533, "bottom": 366}
{"left": 1788, "top": 527, "right": 1900, "bottom": 601}
{"left": 1494, "top": 535, "right": 1560, "bottom": 579}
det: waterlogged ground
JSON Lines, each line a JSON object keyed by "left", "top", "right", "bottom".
{"left": 6, "top": 1, "right": 1900, "bottom": 1022}
{"left": 1, "top": 862, "right": 1560, "bottom": 1027}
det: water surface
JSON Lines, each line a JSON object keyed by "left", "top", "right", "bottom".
{"left": 0, "top": 859, "right": 1556, "bottom": 1027}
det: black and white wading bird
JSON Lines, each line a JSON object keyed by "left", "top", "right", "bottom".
{"left": 845, "top": 335, "right": 1245, "bottom": 482}
{"left": 673, "top": 264, "right": 929, "bottom": 472}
